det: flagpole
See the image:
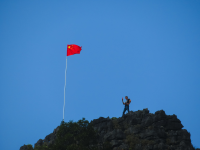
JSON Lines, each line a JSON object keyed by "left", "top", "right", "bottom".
{"left": 63, "top": 56, "right": 67, "bottom": 121}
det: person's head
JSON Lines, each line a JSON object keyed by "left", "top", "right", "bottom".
{"left": 125, "top": 96, "right": 128, "bottom": 100}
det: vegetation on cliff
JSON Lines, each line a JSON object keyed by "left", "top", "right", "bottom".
{"left": 23, "top": 118, "right": 112, "bottom": 150}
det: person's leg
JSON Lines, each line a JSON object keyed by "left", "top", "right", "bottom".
{"left": 122, "top": 107, "right": 126, "bottom": 116}
{"left": 123, "top": 106, "right": 128, "bottom": 116}
{"left": 127, "top": 106, "right": 129, "bottom": 113}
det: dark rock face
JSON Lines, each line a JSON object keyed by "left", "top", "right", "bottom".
{"left": 20, "top": 109, "right": 198, "bottom": 150}
{"left": 20, "top": 144, "right": 29, "bottom": 150}
{"left": 89, "top": 109, "right": 195, "bottom": 150}
{"left": 34, "top": 126, "right": 60, "bottom": 148}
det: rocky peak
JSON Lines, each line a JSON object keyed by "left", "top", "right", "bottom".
{"left": 20, "top": 108, "right": 198, "bottom": 150}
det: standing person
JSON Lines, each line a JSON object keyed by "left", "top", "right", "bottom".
{"left": 122, "top": 96, "right": 131, "bottom": 117}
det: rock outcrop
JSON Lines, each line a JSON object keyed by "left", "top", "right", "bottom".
{"left": 20, "top": 108, "right": 198, "bottom": 150}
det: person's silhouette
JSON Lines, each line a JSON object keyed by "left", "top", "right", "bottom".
{"left": 122, "top": 96, "right": 131, "bottom": 117}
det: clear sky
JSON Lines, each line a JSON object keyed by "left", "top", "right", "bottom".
{"left": 0, "top": 0, "right": 200, "bottom": 149}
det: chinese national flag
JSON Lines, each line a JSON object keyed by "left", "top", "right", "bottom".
{"left": 67, "top": 44, "right": 82, "bottom": 56}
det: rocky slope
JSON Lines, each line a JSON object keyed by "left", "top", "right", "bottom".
{"left": 20, "top": 108, "right": 199, "bottom": 150}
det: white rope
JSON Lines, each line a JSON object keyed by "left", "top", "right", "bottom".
{"left": 63, "top": 56, "right": 67, "bottom": 121}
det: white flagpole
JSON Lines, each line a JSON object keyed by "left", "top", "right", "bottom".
{"left": 63, "top": 56, "right": 67, "bottom": 121}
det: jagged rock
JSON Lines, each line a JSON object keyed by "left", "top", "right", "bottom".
{"left": 91, "top": 117, "right": 110, "bottom": 125}
{"left": 20, "top": 108, "right": 198, "bottom": 150}
{"left": 110, "top": 140, "right": 123, "bottom": 147}
{"left": 44, "top": 133, "right": 56, "bottom": 146}
{"left": 157, "top": 142, "right": 165, "bottom": 149}
{"left": 34, "top": 126, "right": 59, "bottom": 148}
{"left": 20, "top": 144, "right": 29, "bottom": 150}
{"left": 125, "top": 124, "right": 142, "bottom": 135}
{"left": 53, "top": 126, "right": 59, "bottom": 135}
{"left": 154, "top": 110, "right": 167, "bottom": 121}
{"left": 165, "top": 114, "right": 184, "bottom": 130}
{"left": 91, "top": 117, "right": 113, "bottom": 133}
{"left": 103, "top": 129, "right": 125, "bottom": 141}
{"left": 139, "top": 126, "right": 166, "bottom": 139}
{"left": 113, "top": 143, "right": 129, "bottom": 150}
{"left": 34, "top": 139, "right": 43, "bottom": 147}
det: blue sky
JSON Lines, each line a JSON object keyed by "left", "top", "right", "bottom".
{"left": 0, "top": 0, "right": 200, "bottom": 149}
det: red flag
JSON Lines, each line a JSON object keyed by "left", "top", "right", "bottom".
{"left": 67, "top": 44, "right": 82, "bottom": 56}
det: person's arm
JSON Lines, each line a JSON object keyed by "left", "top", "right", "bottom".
{"left": 122, "top": 97, "right": 125, "bottom": 105}
{"left": 127, "top": 100, "right": 131, "bottom": 105}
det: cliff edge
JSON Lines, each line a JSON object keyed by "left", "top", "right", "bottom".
{"left": 20, "top": 108, "right": 199, "bottom": 150}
